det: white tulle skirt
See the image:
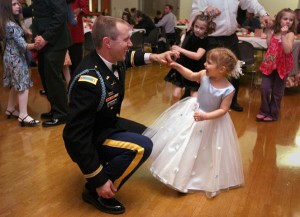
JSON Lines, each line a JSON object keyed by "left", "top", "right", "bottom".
{"left": 143, "top": 97, "right": 244, "bottom": 198}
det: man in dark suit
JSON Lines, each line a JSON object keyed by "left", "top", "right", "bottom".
{"left": 31, "top": 0, "right": 72, "bottom": 127}
{"left": 133, "top": 10, "right": 155, "bottom": 36}
{"left": 63, "top": 16, "right": 177, "bottom": 214}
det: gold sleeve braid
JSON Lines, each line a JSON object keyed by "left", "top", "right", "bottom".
{"left": 130, "top": 51, "right": 136, "bottom": 67}
{"left": 83, "top": 165, "right": 103, "bottom": 178}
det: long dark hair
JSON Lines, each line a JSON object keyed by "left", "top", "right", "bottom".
{"left": 0, "top": 0, "right": 21, "bottom": 39}
{"left": 189, "top": 12, "right": 216, "bottom": 37}
{"left": 273, "top": 8, "right": 296, "bottom": 34}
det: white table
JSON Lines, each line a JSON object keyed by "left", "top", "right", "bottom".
{"left": 238, "top": 36, "right": 300, "bottom": 87}
{"left": 176, "top": 25, "right": 187, "bottom": 30}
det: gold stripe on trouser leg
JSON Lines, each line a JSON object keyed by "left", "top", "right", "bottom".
{"left": 104, "top": 139, "right": 144, "bottom": 188}
{"left": 130, "top": 51, "right": 136, "bottom": 67}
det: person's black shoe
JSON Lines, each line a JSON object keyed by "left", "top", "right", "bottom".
{"left": 41, "top": 112, "right": 53, "bottom": 119}
{"left": 42, "top": 118, "right": 66, "bottom": 127}
{"left": 40, "top": 90, "right": 47, "bottom": 95}
{"left": 230, "top": 102, "right": 244, "bottom": 112}
{"left": 82, "top": 187, "right": 125, "bottom": 214}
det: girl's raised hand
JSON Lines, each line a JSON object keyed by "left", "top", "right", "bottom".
{"left": 281, "top": 26, "right": 289, "bottom": 35}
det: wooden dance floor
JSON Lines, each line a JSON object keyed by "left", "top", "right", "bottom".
{"left": 0, "top": 61, "right": 300, "bottom": 217}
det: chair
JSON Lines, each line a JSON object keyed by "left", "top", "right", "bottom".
{"left": 174, "top": 27, "right": 183, "bottom": 45}
{"left": 238, "top": 40, "right": 257, "bottom": 89}
{"left": 144, "top": 28, "right": 160, "bottom": 53}
{"left": 83, "top": 32, "right": 95, "bottom": 56}
{"left": 130, "top": 30, "right": 145, "bottom": 51}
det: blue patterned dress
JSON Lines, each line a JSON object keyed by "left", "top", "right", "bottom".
{"left": 3, "top": 21, "right": 33, "bottom": 91}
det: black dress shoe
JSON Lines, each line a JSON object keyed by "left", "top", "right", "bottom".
{"left": 82, "top": 187, "right": 125, "bottom": 214}
{"left": 40, "top": 90, "right": 47, "bottom": 95}
{"left": 230, "top": 102, "right": 244, "bottom": 112}
{"left": 42, "top": 118, "right": 66, "bottom": 127}
{"left": 41, "top": 112, "right": 53, "bottom": 119}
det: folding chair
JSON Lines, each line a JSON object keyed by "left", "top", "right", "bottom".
{"left": 174, "top": 27, "right": 183, "bottom": 45}
{"left": 238, "top": 40, "right": 257, "bottom": 89}
{"left": 130, "top": 30, "right": 145, "bottom": 51}
{"left": 144, "top": 28, "right": 160, "bottom": 53}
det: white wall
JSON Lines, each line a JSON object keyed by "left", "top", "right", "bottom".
{"left": 111, "top": 0, "right": 139, "bottom": 18}
{"left": 179, "top": 0, "right": 192, "bottom": 20}
{"left": 259, "top": 0, "right": 298, "bottom": 17}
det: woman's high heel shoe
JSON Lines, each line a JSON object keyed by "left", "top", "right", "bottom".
{"left": 6, "top": 110, "right": 19, "bottom": 119}
{"left": 18, "top": 115, "right": 40, "bottom": 127}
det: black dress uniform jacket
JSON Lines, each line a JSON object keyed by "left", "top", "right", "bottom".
{"left": 63, "top": 50, "right": 148, "bottom": 188}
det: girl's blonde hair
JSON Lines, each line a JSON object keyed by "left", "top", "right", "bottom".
{"left": 273, "top": 8, "right": 296, "bottom": 34}
{"left": 206, "top": 48, "right": 238, "bottom": 78}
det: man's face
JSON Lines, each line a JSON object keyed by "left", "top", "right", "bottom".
{"left": 110, "top": 22, "right": 132, "bottom": 62}
{"left": 163, "top": 6, "right": 171, "bottom": 15}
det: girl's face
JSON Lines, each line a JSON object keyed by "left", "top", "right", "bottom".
{"left": 204, "top": 57, "right": 219, "bottom": 77}
{"left": 280, "top": 12, "right": 295, "bottom": 29}
{"left": 12, "top": 0, "right": 21, "bottom": 15}
{"left": 193, "top": 19, "right": 207, "bottom": 37}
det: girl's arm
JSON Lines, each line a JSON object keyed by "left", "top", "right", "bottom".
{"left": 170, "top": 62, "right": 204, "bottom": 82}
{"left": 265, "top": 28, "right": 273, "bottom": 47}
{"left": 281, "top": 31, "right": 294, "bottom": 54}
{"left": 194, "top": 91, "right": 234, "bottom": 121}
{"left": 171, "top": 45, "right": 206, "bottom": 61}
{"left": 27, "top": 43, "right": 35, "bottom": 50}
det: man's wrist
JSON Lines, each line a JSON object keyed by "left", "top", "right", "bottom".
{"left": 262, "top": 12, "right": 270, "bottom": 17}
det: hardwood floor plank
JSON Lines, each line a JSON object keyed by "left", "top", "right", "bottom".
{"left": 0, "top": 60, "right": 300, "bottom": 217}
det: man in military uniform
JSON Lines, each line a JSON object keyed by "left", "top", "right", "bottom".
{"left": 63, "top": 16, "right": 177, "bottom": 214}
{"left": 31, "top": 0, "right": 72, "bottom": 126}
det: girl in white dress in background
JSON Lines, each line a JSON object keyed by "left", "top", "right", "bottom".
{"left": 143, "top": 48, "right": 244, "bottom": 198}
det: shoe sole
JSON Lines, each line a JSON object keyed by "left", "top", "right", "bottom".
{"left": 82, "top": 193, "right": 125, "bottom": 215}
{"left": 42, "top": 121, "right": 66, "bottom": 127}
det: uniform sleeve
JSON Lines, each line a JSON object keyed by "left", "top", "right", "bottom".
{"left": 42, "top": 0, "right": 68, "bottom": 43}
{"left": 63, "top": 74, "right": 109, "bottom": 188}
{"left": 124, "top": 50, "right": 146, "bottom": 68}
{"left": 22, "top": 5, "right": 33, "bottom": 18}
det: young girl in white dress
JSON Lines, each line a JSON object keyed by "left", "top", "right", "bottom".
{"left": 143, "top": 48, "right": 244, "bottom": 198}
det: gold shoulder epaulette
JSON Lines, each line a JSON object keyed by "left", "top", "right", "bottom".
{"left": 78, "top": 75, "right": 98, "bottom": 85}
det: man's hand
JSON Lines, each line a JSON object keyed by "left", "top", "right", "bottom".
{"left": 262, "top": 15, "right": 273, "bottom": 28}
{"left": 34, "top": 35, "right": 48, "bottom": 50}
{"left": 204, "top": 6, "right": 221, "bottom": 18}
{"left": 150, "top": 51, "right": 179, "bottom": 65}
{"left": 96, "top": 180, "right": 117, "bottom": 199}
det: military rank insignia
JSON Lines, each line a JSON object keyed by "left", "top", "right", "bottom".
{"left": 78, "top": 75, "right": 98, "bottom": 85}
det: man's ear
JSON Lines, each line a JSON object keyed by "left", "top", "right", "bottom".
{"left": 103, "top": 37, "right": 111, "bottom": 48}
